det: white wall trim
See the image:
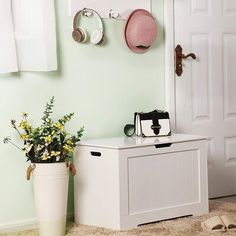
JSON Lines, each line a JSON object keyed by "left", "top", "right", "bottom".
{"left": 0, "top": 212, "right": 74, "bottom": 233}
{"left": 164, "top": 0, "right": 176, "bottom": 131}
{"left": 0, "top": 218, "right": 38, "bottom": 233}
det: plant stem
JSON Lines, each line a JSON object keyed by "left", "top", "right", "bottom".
{"left": 7, "top": 140, "right": 23, "bottom": 152}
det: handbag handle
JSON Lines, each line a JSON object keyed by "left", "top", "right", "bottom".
{"left": 124, "top": 124, "right": 135, "bottom": 137}
{"left": 124, "top": 112, "right": 139, "bottom": 137}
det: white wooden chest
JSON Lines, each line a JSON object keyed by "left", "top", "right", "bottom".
{"left": 74, "top": 134, "right": 209, "bottom": 230}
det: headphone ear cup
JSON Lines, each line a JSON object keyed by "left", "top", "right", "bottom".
{"left": 72, "top": 27, "right": 87, "bottom": 43}
{"left": 91, "top": 30, "right": 104, "bottom": 45}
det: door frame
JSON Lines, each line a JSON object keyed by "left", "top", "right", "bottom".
{"left": 164, "top": 0, "right": 176, "bottom": 131}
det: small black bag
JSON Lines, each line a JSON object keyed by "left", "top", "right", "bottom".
{"left": 124, "top": 110, "right": 171, "bottom": 137}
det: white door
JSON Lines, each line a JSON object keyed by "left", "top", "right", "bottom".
{"left": 174, "top": 0, "right": 236, "bottom": 198}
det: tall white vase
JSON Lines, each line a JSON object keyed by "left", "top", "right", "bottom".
{"left": 33, "top": 163, "right": 69, "bottom": 236}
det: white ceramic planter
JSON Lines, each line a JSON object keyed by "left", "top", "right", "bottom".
{"left": 33, "top": 163, "right": 69, "bottom": 236}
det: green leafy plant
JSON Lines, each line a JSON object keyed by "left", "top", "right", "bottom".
{"left": 4, "top": 97, "right": 84, "bottom": 163}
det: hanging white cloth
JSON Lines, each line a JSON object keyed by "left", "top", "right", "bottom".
{"left": 0, "top": 0, "right": 18, "bottom": 74}
{"left": 0, "top": 0, "right": 57, "bottom": 74}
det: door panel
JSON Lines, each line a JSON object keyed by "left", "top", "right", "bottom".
{"left": 191, "top": 0, "right": 210, "bottom": 15}
{"left": 223, "top": 34, "right": 236, "bottom": 117}
{"left": 223, "top": 0, "right": 236, "bottom": 15}
{"left": 174, "top": 0, "right": 236, "bottom": 197}
{"left": 191, "top": 34, "right": 210, "bottom": 121}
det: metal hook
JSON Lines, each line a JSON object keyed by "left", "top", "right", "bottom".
{"left": 109, "top": 9, "right": 119, "bottom": 19}
{"left": 82, "top": 8, "right": 93, "bottom": 17}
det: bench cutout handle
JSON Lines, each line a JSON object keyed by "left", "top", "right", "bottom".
{"left": 155, "top": 143, "right": 172, "bottom": 149}
{"left": 90, "top": 151, "right": 102, "bottom": 157}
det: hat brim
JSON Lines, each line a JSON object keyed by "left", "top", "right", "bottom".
{"left": 124, "top": 9, "right": 154, "bottom": 54}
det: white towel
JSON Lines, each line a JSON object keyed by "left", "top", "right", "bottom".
{"left": 12, "top": 0, "right": 57, "bottom": 71}
{"left": 0, "top": 0, "right": 18, "bottom": 74}
{"left": 0, "top": 0, "right": 57, "bottom": 74}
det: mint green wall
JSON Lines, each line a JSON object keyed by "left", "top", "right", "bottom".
{"left": 0, "top": 0, "right": 164, "bottom": 227}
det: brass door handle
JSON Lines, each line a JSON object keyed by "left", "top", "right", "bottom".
{"left": 175, "top": 45, "right": 196, "bottom": 76}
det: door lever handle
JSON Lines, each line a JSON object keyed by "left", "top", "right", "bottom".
{"left": 175, "top": 45, "right": 196, "bottom": 76}
{"left": 181, "top": 53, "right": 196, "bottom": 59}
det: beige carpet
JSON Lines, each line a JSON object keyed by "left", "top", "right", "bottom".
{"left": 1, "top": 200, "right": 236, "bottom": 236}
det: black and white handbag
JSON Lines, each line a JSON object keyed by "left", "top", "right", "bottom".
{"left": 124, "top": 110, "right": 171, "bottom": 137}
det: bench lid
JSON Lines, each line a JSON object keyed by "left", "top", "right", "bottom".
{"left": 78, "top": 133, "right": 207, "bottom": 150}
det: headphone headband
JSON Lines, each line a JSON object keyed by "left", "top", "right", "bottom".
{"left": 73, "top": 8, "right": 103, "bottom": 32}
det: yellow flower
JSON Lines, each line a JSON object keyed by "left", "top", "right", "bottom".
{"left": 21, "top": 134, "right": 29, "bottom": 140}
{"left": 18, "top": 121, "right": 31, "bottom": 131}
{"left": 18, "top": 123, "right": 23, "bottom": 129}
{"left": 63, "top": 144, "right": 73, "bottom": 152}
{"left": 44, "top": 135, "right": 52, "bottom": 143}
{"left": 55, "top": 122, "right": 64, "bottom": 131}
{"left": 50, "top": 151, "right": 61, "bottom": 157}
{"left": 42, "top": 152, "right": 50, "bottom": 160}
{"left": 66, "top": 140, "right": 73, "bottom": 145}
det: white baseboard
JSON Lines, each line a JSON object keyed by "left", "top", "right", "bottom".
{"left": 0, "top": 218, "right": 38, "bottom": 233}
{"left": 0, "top": 212, "right": 74, "bottom": 233}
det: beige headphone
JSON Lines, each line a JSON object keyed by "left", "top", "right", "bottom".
{"left": 72, "top": 8, "right": 104, "bottom": 45}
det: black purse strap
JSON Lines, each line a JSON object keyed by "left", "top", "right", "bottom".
{"left": 124, "top": 112, "right": 139, "bottom": 137}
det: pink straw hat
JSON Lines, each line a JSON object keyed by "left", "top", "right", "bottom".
{"left": 124, "top": 9, "right": 158, "bottom": 54}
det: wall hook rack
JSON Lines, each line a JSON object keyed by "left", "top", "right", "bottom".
{"left": 69, "top": 0, "right": 151, "bottom": 20}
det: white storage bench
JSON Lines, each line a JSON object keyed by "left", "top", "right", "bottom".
{"left": 74, "top": 134, "right": 209, "bottom": 230}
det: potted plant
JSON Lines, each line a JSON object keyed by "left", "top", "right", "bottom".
{"left": 3, "top": 97, "right": 84, "bottom": 236}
